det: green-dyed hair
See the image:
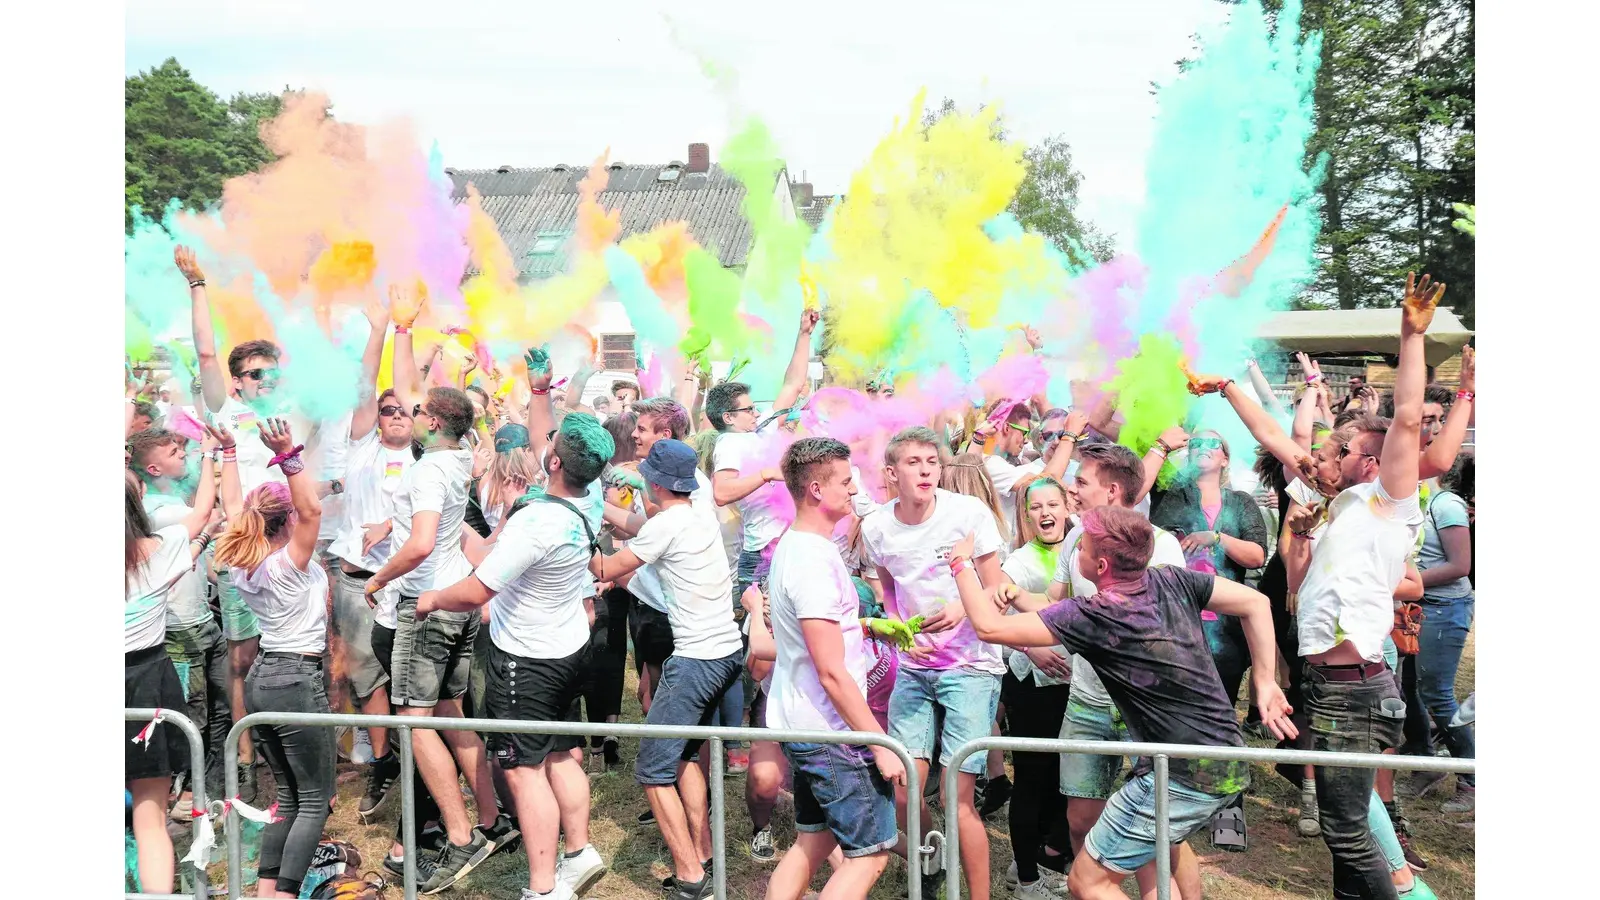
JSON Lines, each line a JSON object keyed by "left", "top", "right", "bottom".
{"left": 553, "top": 412, "right": 615, "bottom": 491}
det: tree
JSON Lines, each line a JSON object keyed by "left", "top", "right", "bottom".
{"left": 125, "top": 58, "right": 290, "bottom": 229}
{"left": 921, "top": 97, "right": 1116, "bottom": 269}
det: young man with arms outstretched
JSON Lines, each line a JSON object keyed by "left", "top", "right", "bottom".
{"left": 956, "top": 505, "right": 1296, "bottom": 900}
{"left": 763, "top": 438, "right": 905, "bottom": 900}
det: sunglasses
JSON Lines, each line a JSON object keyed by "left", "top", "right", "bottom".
{"left": 1037, "top": 429, "right": 1067, "bottom": 443}
{"left": 413, "top": 403, "right": 431, "bottom": 419}
{"left": 728, "top": 406, "right": 756, "bottom": 416}
{"left": 1189, "top": 438, "right": 1223, "bottom": 452}
{"left": 1338, "top": 444, "right": 1379, "bottom": 463}
{"left": 241, "top": 367, "right": 279, "bottom": 382}
{"left": 379, "top": 404, "right": 408, "bottom": 417}
{"left": 1007, "top": 421, "right": 1033, "bottom": 435}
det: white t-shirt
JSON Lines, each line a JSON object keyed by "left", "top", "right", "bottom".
{"left": 145, "top": 499, "right": 212, "bottom": 630}
{"left": 626, "top": 469, "right": 715, "bottom": 614}
{"left": 1296, "top": 478, "right": 1424, "bottom": 663}
{"left": 316, "top": 411, "right": 353, "bottom": 543}
{"left": 1054, "top": 514, "right": 1186, "bottom": 707}
{"left": 766, "top": 530, "right": 871, "bottom": 733}
{"left": 850, "top": 465, "right": 879, "bottom": 519}
{"left": 330, "top": 429, "right": 415, "bottom": 572}
{"left": 126, "top": 525, "right": 197, "bottom": 652}
{"left": 1001, "top": 539, "right": 1069, "bottom": 686}
{"left": 712, "top": 430, "right": 788, "bottom": 553}
{"left": 477, "top": 487, "right": 606, "bottom": 660}
{"left": 390, "top": 449, "right": 474, "bottom": 597}
{"left": 234, "top": 546, "right": 330, "bottom": 654}
{"left": 861, "top": 489, "right": 1006, "bottom": 674}
{"left": 628, "top": 502, "right": 743, "bottom": 660}
{"left": 208, "top": 397, "right": 309, "bottom": 497}
{"left": 984, "top": 455, "right": 1044, "bottom": 537}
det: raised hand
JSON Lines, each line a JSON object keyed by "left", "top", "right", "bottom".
{"left": 524, "top": 343, "right": 553, "bottom": 392}
{"left": 258, "top": 417, "right": 297, "bottom": 455}
{"left": 1295, "top": 351, "right": 1321, "bottom": 384}
{"left": 1022, "top": 325, "right": 1044, "bottom": 351}
{"left": 388, "top": 281, "right": 427, "bottom": 329}
{"left": 798, "top": 307, "right": 822, "bottom": 336}
{"left": 1458, "top": 345, "right": 1475, "bottom": 395}
{"left": 363, "top": 294, "right": 390, "bottom": 331}
{"left": 1157, "top": 425, "right": 1189, "bottom": 452}
{"left": 1181, "top": 360, "right": 1230, "bottom": 396}
{"left": 202, "top": 423, "right": 236, "bottom": 453}
{"left": 174, "top": 245, "right": 205, "bottom": 283}
{"left": 1063, "top": 407, "right": 1091, "bottom": 438}
{"left": 1401, "top": 272, "right": 1446, "bottom": 336}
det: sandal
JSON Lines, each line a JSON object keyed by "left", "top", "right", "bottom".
{"left": 1210, "top": 804, "right": 1247, "bottom": 853}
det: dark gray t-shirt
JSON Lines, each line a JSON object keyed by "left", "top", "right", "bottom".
{"left": 1038, "top": 565, "right": 1249, "bottom": 795}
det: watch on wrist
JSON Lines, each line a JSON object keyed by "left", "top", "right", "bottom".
{"left": 330, "top": 480, "right": 344, "bottom": 495}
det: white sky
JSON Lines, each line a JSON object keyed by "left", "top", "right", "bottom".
{"left": 126, "top": 0, "right": 1232, "bottom": 248}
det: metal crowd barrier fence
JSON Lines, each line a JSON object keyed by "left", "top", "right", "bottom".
{"left": 126, "top": 707, "right": 210, "bottom": 900}
{"left": 942, "top": 736, "right": 1476, "bottom": 900}
{"left": 222, "top": 712, "right": 933, "bottom": 900}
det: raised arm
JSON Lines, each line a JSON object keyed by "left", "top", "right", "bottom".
{"left": 772, "top": 308, "right": 821, "bottom": 414}
{"left": 388, "top": 282, "right": 428, "bottom": 410}
{"left": 175, "top": 246, "right": 227, "bottom": 413}
{"left": 1042, "top": 407, "right": 1090, "bottom": 485}
{"left": 1244, "top": 358, "right": 1286, "bottom": 418}
{"left": 1187, "top": 368, "right": 1315, "bottom": 484}
{"left": 351, "top": 297, "right": 391, "bottom": 441}
{"left": 564, "top": 351, "right": 600, "bottom": 413}
{"left": 1420, "top": 345, "right": 1474, "bottom": 480}
{"left": 524, "top": 344, "right": 556, "bottom": 464}
{"left": 1382, "top": 273, "right": 1444, "bottom": 499}
{"left": 258, "top": 417, "right": 322, "bottom": 571}
{"left": 1141, "top": 425, "right": 1188, "bottom": 502}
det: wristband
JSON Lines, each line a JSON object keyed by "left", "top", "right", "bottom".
{"left": 1064, "top": 431, "right": 1087, "bottom": 443}
{"left": 1456, "top": 390, "right": 1474, "bottom": 402}
{"left": 267, "top": 444, "right": 305, "bottom": 469}
{"left": 188, "top": 278, "right": 206, "bottom": 289}
{"left": 948, "top": 556, "right": 971, "bottom": 577}
{"left": 394, "top": 325, "right": 412, "bottom": 334}
{"left": 1218, "top": 379, "right": 1235, "bottom": 394}
{"left": 1292, "top": 529, "right": 1316, "bottom": 539}
{"left": 1151, "top": 441, "right": 1171, "bottom": 456}
{"left": 530, "top": 388, "right": 550, "bottom": 396}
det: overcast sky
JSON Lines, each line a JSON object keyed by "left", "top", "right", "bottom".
{"left": 127, "top": 0, "right": 1232, "bottom": 247}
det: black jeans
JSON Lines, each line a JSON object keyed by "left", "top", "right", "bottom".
{"left": 1303, "top": 664, "right": 1405, "bottom": 900}
{"left": 583, "top": 588, "right": 632, "bottom": 725}
{"left": 246, "top": 654, "right": 336, "bottom": 897}
{"left": 1002, "top": 672, "right": 1072, "bottom": 883}
{"left": 165, "top": 617, "right": 233, "bottom": 798}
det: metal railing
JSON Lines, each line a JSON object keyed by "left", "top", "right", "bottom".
{"left": 941, "top": 736, "right": 1475, "bottom": 900}
{"left": 222, "top": 712, "right": 933, "bottom": 900}
{"left": 126, "top": 708, "right": 210, "bottom": 900}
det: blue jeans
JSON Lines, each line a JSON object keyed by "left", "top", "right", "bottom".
{"left": 785, "top": 742, "right": 898, "bottom": 857}
{"left": 1417, "top": 594, "right": 1475, "bottom": 786}
{"left": 1083, "top": 771, "right": 1236, "bottom": 875}
{"left": 635, "top": 651, "right": 745, "bottom": 785}
{"left": 888, "top": 667, "right": 1002, "bottom": 775}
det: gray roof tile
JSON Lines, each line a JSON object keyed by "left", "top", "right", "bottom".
{"left": 795, "top": 194, "right": 839, "bottom": 230}
{"left": 448, "top": 164, "right": 758, "bottom": 277}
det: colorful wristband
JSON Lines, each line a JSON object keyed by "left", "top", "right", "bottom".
{"left": 394, "top": 325, "right": 412, "bottom": 334}
{"left": 1456, "top": 390, "right": 1474, "bottom": 402}
{"left": 949, "top": 556, "right": 971, "bottom": 577}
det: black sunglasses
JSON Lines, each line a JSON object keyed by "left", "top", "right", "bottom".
{"left": 413, "top": 403, "right": 430, "bottom": 419}
{"left": 241, "top": 367, "right": 279, "bottom": 381}
{"left": 1189, "top": 437, "right": 1223, "bottom": 452}
{"left": 1037, "top": 429, "right": 1066, "bottom": 443}
{"left": 1338, "top": 444, "right": 1379, "bottom": 463}
{"left": 379, "top": 404, "right": 408, "bottom": 417}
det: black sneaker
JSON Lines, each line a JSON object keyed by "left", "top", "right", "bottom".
{"left": 667, "top": 873, "right": 714, "bottom": 900}
{"left": 638, "top": 809, "right": 656, "bottom": 825}
{"left": 476, "top": 813, "right": 522, "bottom": 859}
{"left": 602, "top": 737, "right": 622, "bottom": 770}
{"left": 238, "top": 764, "right": 259, "bottom": 805}
{"left": 978, "top": 774, "right": 1011, "bottom": 819}
{"left": 382, "top": 851, "right": 439, "bottom": 886}
{"left": 359, "top": 752, "right": 402, "bottom": 821}
{"left": 419, "top": 830, "right": 491, "bottom": 895}
{"left": 419, "top": 822, "right": 448, "bottom": 855}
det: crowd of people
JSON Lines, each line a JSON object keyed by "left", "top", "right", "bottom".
{"left": 125, "top": 252, "right": 1475, "bottom": 900}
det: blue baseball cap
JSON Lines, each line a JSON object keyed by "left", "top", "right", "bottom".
{"left": 494, "top": 424, "right": 530, "bottom": 453}
{"left": 638, "top": 439, "right": 700, "bottom": 493}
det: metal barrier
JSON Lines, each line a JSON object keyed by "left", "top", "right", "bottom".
{"left": 941, "top": 736, "right": 1475, "bottom": 900}
{"left": 126, "top": 708, "right": 210, "bottom": 900}
{"left": 223, "top": 712, "right": 933, "bottom": 900}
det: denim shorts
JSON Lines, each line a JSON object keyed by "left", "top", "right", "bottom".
{"left": 887, "top": 666, "right": 1001, "bottom": 775}
{"left": 635, "top": 651, "right": 744, "bottom": 785}
{"left": 1059, "top": 695, "right": 1129, "bottom": 800}
{"left": 333, "top": 570, "right": 389, "bottom": 700}
{"left": 785, "top": 742, "right": 898, "bottom": 857}
{"left": 732, "top": 546, "right": 772, "bottom": 610}
{"left": 1084, "top": 771, "right": 1236, "bottom": 874}
{"left": 215, "top": 567, "right": 263, "bottom": 642}
{"left": 390, "top": 595, "right": 478, "bottom": 708}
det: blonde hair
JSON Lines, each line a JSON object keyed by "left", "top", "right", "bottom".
{"left": 940, "top": 452, "right": 1012, "bottom": 547}
{"left": 214, "top": 483, "right": 295, "bottom": 572}
{"left": 483, "top": 447, "right": 539, "bottom": 517}
{"left": 1012, "top": 474, "right": 1069, "bottom": 547}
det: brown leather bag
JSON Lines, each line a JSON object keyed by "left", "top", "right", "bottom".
{"left": 1391, "top": 602, "right": 1424, "bottom": 656}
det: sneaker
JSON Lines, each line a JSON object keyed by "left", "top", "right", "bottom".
{"left": 1004, "top": 860, "right": 1066, "bottom": 893}
{"left": 419, "top": 830, "right": 491, "bottom": 895}
{"left": 521, "top": 885, "right": 577, "bottom": 900}
{"left": 979, "top": 774, "right": 1012, "bottom": 819}
{"left": 358, "top": 752, "right": 402, "bottom": 821}
{"left": 1396, "top": 830, "right": 1429, "bottom": 872}
{"left": 1297, "top": 780, "right": 1321, "bottom": 838}
{"left": 602, "top": 737, "right": 622, "bottom": 770}
{"left": 419, "top": 822, "right": 448, "bottom": 855}
{"left": 661, "top": 861, "right": 711, "bottom": 890}
{"left": 638, "top": 809, "right": 656, "bottom": 825}
{"left": 169, "top": 794, "right": 194, "bottom": 823}
{"left": 238, "top": 764, "right": 259, "bottom": 806}
{"left": 1013, "top": 877, "right": 1065, "bottom": 899}
{"left": 667, "top": 873, "right": 714, "bottom": 900}
{"left": 1401, "top": 769, "right": 1448, "bottom": 800}
{"left": 476, "top": 813, "right": 522, "bottom": 859}
{"left": 748, "top": 827, "right": 777, "bottom": 863}
{"left": 1440, "top": 784, "right": 1475, "bottom": 814}
{"left": 555, "top": 843, "right": 606, "bottom": 896}
{"left": 1400, "top": 875, "right": 1439, "bottom": 900}
{"left": 351, "top": 728, "right": 375, "bottom": 765}
{"left": 382, "top": 851, "right": 440, "bottom": 885}
{"left": 920, "top": 871, "right": 945, "bottom": 899}
{"left": 727, "top": 748, "right": 750, "bottom": 775}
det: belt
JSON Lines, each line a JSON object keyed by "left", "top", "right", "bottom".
{"left": 262, "top": 651, "right": 324, "bottom": 665}
{"left": 341, "top": 563, "right": 376, "bottom": 578}
{"left": 1308, "top": 661, "right": 1389, "bottom": 682}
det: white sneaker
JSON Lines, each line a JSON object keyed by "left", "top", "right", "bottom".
{"left": 351, "top": 727, "right": 375, "bottom": 765}
{"left": 555, "top": 844, "right": 606, "bottom": 896}
{"left": 1013, "top": 877, "right": 1066, "bottom": 899}
{"left": 521, "top": 885, "right": 576, "bottom": 900}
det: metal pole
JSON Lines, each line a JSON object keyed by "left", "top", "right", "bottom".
{"left": 905, "top": 752, "right": 922, "bottom": 900}
{"left": 709, "top": 737, "right": 726, "bottom": 900}
{"left": 944, "top": 755, "right": 962, "bottom": 900}
{"left": 399, "top": 725, "right": 417, "bottom": 900}
{"left": 1154, "top": 754, "right": 1171, "bottom": 900}
{"left": 126, "top": 709, "right": 208, "bottom": 900}
{"left": 224, "top": 716, "right": 241, "bottom": 900}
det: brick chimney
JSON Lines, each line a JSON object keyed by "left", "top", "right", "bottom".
{"left": 792, "top": 181, "right": 813, "bottom": 207}
{"left": 687, "top": 142, "right": 711, "bottom": 174}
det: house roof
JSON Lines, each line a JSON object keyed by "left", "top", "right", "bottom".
{"left": 795, "top": 194, "right": 839, "bottom": 230}
{"left": 447, "top": 164, "right": 755, "bottom": 278}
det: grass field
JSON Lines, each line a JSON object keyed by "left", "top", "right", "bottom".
{"left": 185, "top": 631, "right": 1474, "bottom": 898}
